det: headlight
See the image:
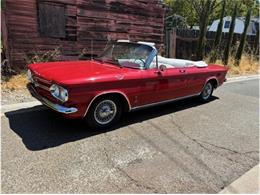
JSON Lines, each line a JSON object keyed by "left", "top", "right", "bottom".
{"left": 50, "top": 84, "right": 68, "bottom": 102}
{"left": 50, "top": 84, "right": 60, "bottom": 97}
{"left": 27, "top": 69, "right": 33, "bottom": 82}
{"left": 60, "top": 88, "right": 68, "bottom": 102}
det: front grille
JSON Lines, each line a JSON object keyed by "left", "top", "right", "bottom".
{"left": 30, "top": 72, "right": 61, "bottom": 104}
{"left": 32, "top": 75, "right": 52, "bottom": 91}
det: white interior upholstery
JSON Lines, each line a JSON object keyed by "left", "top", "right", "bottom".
{"left": 150, "top": 56, "right": 208, "bottom": 69}
{"left": 118, "top": 56, "right": 208, "bottom": 69}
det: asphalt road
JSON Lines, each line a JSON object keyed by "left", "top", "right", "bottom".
{"left": 1, "top": 78, "right": 259, "bottom": 193}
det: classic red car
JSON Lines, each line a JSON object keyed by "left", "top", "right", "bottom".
{"left": 27, "top": 41, "right": 228, "bottom": 128}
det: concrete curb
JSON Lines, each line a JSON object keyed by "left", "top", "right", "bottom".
{"left": 227, "top": 74, "right": 259, "bottom": 79}
{"left": 1, "top": 101, "right": 42, "bottom": 115}
{"left": 219, "top": 164, "right": 260, "bottom": 194}
{"left": 225, "top": 74, "right": 259, "bottom": 83}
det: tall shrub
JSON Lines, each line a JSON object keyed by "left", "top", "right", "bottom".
{"left": 235, "top": 9, "right": 251, "bottom": 66}
{"left": 223, "top": 2, "right": 237, "bottom": 65}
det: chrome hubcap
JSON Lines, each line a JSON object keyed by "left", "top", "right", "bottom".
{"left": 94, "top": 100, "right": 117, "bottom": 125}
{"left": 202, "top": 83, "right": 213, "bottom": 99}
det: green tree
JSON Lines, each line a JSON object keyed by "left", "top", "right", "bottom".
{"left": 164, "top": 0, "right": 259, "bottom": 27}
{"left": 189, "top": 0, "right": 218, "bottom": 60}
{"left": 235, "top": 9, "right": 252, "bottom": 66}
{"left": 210, "top": 0, "right": 226, "bottom": 62}
{"left": 209, "top": 0, "right": 259, "bottom": 24}
{"left": 164, "top": 0, "right": 196, "bottom": 27}
{"left": 163, "top": 0, "right": 259, "bottom": 61}
{"left": 213, "top": 0, "right": 226, "bottom": 49}
{"left": 223, "top": 2, "right": 237, "bottom": 65}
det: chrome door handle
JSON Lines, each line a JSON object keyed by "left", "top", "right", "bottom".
{"left": 179, "top": 69, "right": 186, "bottom": 73}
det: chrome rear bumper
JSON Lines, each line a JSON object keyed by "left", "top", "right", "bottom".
{"left": 27, "top": 83, "right": 78, "bottom": 114}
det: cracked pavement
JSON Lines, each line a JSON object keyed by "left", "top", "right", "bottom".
{"left": 1, "top": 78, "right": 259, "bottom": 193}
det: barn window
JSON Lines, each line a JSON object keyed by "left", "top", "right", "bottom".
{"left": 38, "top": 3, "right": 66, "bottom": 38}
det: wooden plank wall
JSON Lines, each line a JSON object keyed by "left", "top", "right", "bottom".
{"left": 3, "top": 0, "right": 166, "bottom": 69}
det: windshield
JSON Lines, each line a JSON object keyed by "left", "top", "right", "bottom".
{"left": 95, "top": 42, "right": 154, "bottom": 69}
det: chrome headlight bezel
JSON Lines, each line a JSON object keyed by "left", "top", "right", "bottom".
{"left": 49, "top": 84, "right": 68, "bottom": 102}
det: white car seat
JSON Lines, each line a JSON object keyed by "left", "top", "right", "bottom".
{"left": 150, "top": 56, "right": 208, "bottom": 69}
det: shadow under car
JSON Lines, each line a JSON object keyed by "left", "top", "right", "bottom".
{"left": 4, "top": 96, "right": 219, "bottom": 151}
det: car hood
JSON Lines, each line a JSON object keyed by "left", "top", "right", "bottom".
{"left": 29, "top": 60, "right": 127, "bottom": 85}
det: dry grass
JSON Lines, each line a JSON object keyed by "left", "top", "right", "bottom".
{"left": 1, "top": 72, "right": 28, "bottom": 90}
{"left": 207, "top": 54, "right": 259, "bottom": 76}
{"left": 228, "top": 55, "right": 258, "bottom": 75}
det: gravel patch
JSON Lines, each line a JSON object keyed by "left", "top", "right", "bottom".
{"left": 1, "top": 89, "right": 36, "bottom": 105}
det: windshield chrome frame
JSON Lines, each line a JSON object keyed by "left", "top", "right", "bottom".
{"left": 143, "top": 45, "right": 158, "bottom": 70}
{"left": 98, "top": 42, "right": 158, "bottom": 70}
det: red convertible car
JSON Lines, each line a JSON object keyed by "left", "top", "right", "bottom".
{"left": 27, "top": 41, "right": 228, "bottom": 128}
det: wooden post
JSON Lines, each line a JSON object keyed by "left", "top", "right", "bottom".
{"left": 165, "top": 30, "right": 169, "bottom": 57}
{"left": 165, "top": 28, "right": 176, "bottom": 58}
{"left": 168, "top": 30, "right": 172, "bottom": 58}
{"left": 171, "top": 28, "right": 176, "bottom": 58}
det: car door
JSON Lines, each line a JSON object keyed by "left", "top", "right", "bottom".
{"left": 184, "top": 66, "right": 208, "bottom": 95}
{"left": 162, "top": 67, "right": 192, "bottom": 98}
{"left": 134, "top": 67, "right": 189, "bottom": 107}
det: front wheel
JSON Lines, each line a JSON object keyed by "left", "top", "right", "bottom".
{"left": 199, "top": 81, "right": 214, "bottom": 102}
{"left": 85, "top": 96, "right": 122, "bottom": 129}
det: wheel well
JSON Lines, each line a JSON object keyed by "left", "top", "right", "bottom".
{"left": 90, "top": 93, "right": 130, "bottom": 112}
{"left": 208, "top": 78, "right": 218, "bottom": 89}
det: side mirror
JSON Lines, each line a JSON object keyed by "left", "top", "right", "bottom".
{"left": 159, "top": 64, "right": 167, "bottom": 72}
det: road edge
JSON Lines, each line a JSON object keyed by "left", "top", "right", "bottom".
{"left": 1, "top": 101, "right": 42, "bottom": 116}
{"left": 225, "top": 74, "right": 259, "bottom": 83}
{"left": 219, "top": 164, "right": 260, "bottom": 194}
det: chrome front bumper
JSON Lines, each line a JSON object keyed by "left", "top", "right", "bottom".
{"left": 27, "top": 83, "right": 78, "bottom": 114}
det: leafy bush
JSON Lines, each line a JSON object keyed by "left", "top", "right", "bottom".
{"left": 1, "top": 59, "right": 16, "bottom": 79}
{"left": 25, "top": 47, "right": 61, "bottom": 65}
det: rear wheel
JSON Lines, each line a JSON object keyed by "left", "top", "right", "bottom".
{"left": 199, "top": 81, "right": 214, "bottom": 102}
{"left": 85, "top": 96, "right": 122, "bottom": 129}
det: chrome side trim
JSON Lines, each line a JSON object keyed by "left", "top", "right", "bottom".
{"left": 130, "top": 93, "right": 200, "bottom": 111}
{"left": 83, "top": 91, "right": 131, "bottom": 117}
{"left": 28, "top": 84, "right": 77, "bottom": 114}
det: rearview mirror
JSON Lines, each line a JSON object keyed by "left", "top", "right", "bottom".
{"left": 159, "top": 64, "right": 167, "bottom": 72}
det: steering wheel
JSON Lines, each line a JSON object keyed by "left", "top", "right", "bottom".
{"left": 134, "top": 59, "right": 145, "bottom": 67}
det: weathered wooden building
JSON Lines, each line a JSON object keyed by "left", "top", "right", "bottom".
{"left": 2, "top": 0, "right": 166, "bottom": 69}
